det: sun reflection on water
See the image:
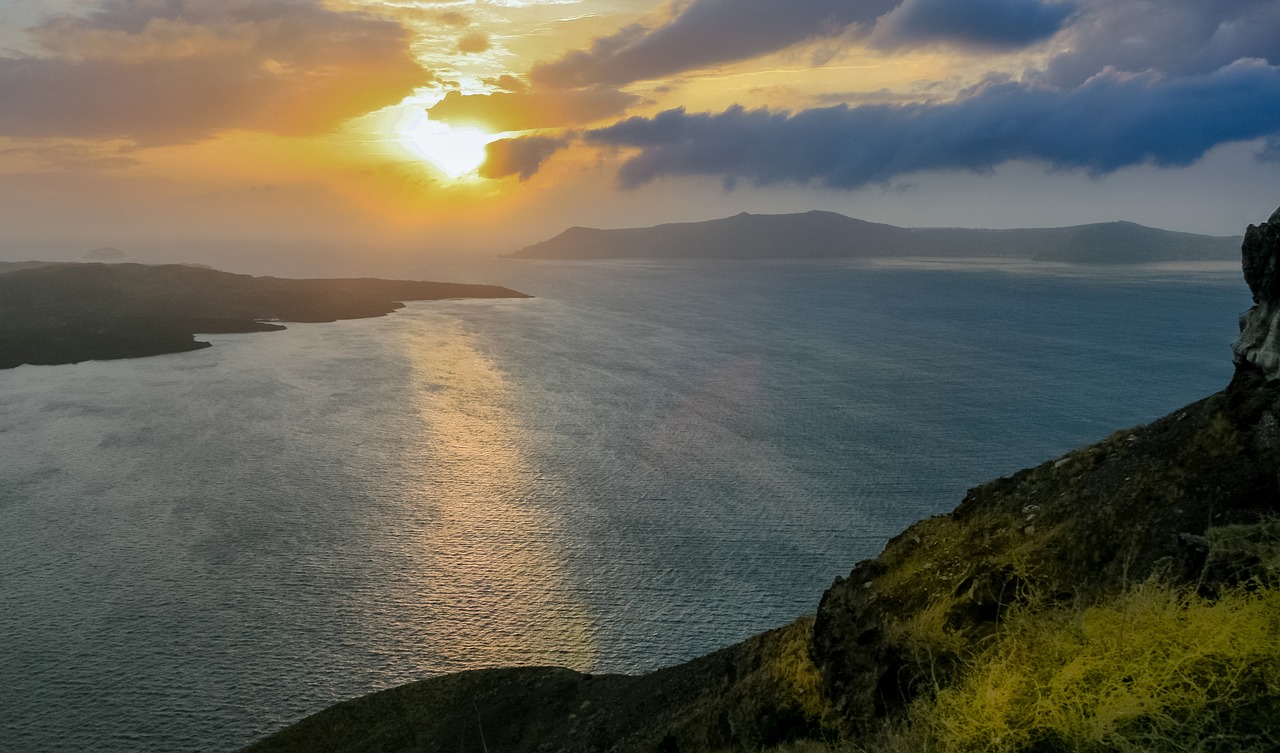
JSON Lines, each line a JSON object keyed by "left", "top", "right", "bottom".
{"left": 398, "top": 321, "right": 596, "bottom": 671}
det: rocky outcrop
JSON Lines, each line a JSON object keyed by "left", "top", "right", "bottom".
{"left": 812, "top": 382, "right": 1280, "bottom": 731}
{"left": 1233, "top": 207, "right": 1280, "bottom": 379}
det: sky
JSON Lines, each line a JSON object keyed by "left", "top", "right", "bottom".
{"left": 0, "top": 0, "right": 1278, "bottom": 270}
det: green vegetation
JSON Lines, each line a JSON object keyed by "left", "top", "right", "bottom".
{"left": 901, "top": 582, "right": 1280, "bottom": 753}
{"left": 757, "top": 616, "right": 842, "bottom": 744}
{"left": 1206, "top": 518, "right": 1280, "bottom": 589}
{"left": 835, "top": 520, "right": 1280, "bottom": 753}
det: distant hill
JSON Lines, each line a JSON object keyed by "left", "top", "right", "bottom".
{"left": 0, "top": 262, "right": 529, "bottom": 369}
{"left": 82, "top": 246, "right": 130, "bottom": 261}
{"left": 509, "top": 211, "right": 1242, "bottom": 263}
{"left": 0, "top": 260, "right": 59, "bottom": 274}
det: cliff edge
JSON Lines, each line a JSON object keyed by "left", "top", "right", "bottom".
{"left": 813, "top": 207, "right": 1280, "bottom": 743}
{"left": 1233, "top": 207, "right": 1280, "bottom": 377}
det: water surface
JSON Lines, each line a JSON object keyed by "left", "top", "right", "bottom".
{"left": 0, "top": 259, "right": 1247, "bottom": 751}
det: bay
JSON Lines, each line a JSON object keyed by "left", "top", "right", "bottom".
{"left": 0, "top": 259, "right": 1247, "bottom": 751}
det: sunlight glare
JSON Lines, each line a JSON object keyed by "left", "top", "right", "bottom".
{"left": 398, "top": 111, "right": 494, "bottom": 179}
{"left": 400, "top": 322, "right": 599, "bottom": 670}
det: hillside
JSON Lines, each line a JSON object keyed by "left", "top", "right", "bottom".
{"left": 509, "top": 211, "right": 1241, "bottom": 263}
{"left": 244, "top": 209, "right": 1280, "bottom": 753}
{"left": 0, "top": 262, "right": 529, "bottom": 369}
{"left": 0, "top": 260, "right": 59, "bottom": 274}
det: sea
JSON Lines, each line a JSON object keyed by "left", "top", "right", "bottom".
{"left": 0, "top": 257, "right": 1248, "bottom": 752}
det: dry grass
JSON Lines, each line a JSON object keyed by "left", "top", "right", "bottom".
{"left": 767, "top": 617, "right": 837, "bottom": 725}
{"left": 890, "top": 579, "right": 1280, "bottom": 753}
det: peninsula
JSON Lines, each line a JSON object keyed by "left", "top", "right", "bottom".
{"left": 0, "top": 262, "right": 529, "bottom": 369}
{"left": 510, "top": 210, "right": 1242, "bottom": 263}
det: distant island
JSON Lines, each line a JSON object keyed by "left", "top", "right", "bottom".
{"left": 0, "top": 262, "right": 529, "bottom": 369}
{"left": 510, "top": 210, "right": 1242, "bottom": 263}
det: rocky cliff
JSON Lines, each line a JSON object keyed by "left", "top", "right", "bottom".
{"left": 1232, "top": 207, "right": 1280, "bottom": 378}
{"left": 812, "top": 371, "right": 1280, "bottom": 732}
{"left": 813, "top": 205, "right": 1280, "bottom": 740}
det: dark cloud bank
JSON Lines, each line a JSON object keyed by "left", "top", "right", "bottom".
{"left": 531, "top": 0, "right": 1071, "bottom": 89}
{"left": 584, "top": 62, "right": 1280, "bottom": 189}
{"left": 872, "top": 0, "right": 1075, "bottom": 50}
{"left": 1041, "top": 0, "right": 1280, "bottom": 86}
{"left": 503, "top": 0, "right": 1280, "bottom": 188}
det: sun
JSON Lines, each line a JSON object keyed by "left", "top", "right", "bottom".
{"left": 397, "top": 111, "right": 495, "bottom": 179}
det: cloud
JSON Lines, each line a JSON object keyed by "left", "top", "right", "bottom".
{"left": 529, "top": 0, "right": 899, "bottom": 89}
{"left": 482, "top": 74, "right": 529, "bottom": 92}
{"left": 872, "top": 0, "right": 1075, "bottom": 50}
{"left": 0, "top": 0, "right": 430, "bottom": 145}
{"left": 529, "top": 0, "right": 1074, "bottom": 89}
{"left": 435, "top": 11, "right": 470, "bottom": 28}
{"left": 1260, "top": 134, "right": 1280, "bottom": 163}
{"left": 1040, "top": 0, "right": 1280, "bottom": 86}
{"left": 457, "top": 30, "right": 491, "bottom": 54}
{"left": 583, "top": 61, "right": 1280, "bottom": 189}
{"left": 428, "top": 86, "right": 639, "bottom": 130}
{"left": 0, "top": 141, "right": 140, "bottom": 170}
{"left": 480, "top": 135, "right": 566, "bottom": 181}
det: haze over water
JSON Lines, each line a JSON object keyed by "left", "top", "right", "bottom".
{"left": 0, "top": 259, "right": 1246, "bottom": 752}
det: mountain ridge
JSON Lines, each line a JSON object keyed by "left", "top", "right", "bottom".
{"left": 510, "top": 211, "right": 1242, "bottom": 263}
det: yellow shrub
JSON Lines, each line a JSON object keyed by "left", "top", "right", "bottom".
{"left": 904, "top": 581, "right": 1280, "bottom": 753}
{"left": 767, "top": 618, "right": 839, "bottom": 729}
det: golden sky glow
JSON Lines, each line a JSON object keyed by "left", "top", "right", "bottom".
{"left": 0, "top": 0, "right": 1277, "bottom": 269}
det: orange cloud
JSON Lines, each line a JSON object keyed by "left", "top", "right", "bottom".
{"left": 435, "top": 11, "right": 470, "bottom": 28}
{"left": 457, "top": 31, "right": 491, "bottom": 54}
{"left": 428, "top": 86, "right": 640, "bottom": 131}
{"left": 0, "top": 0, "right": 431, "bottom": 145}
